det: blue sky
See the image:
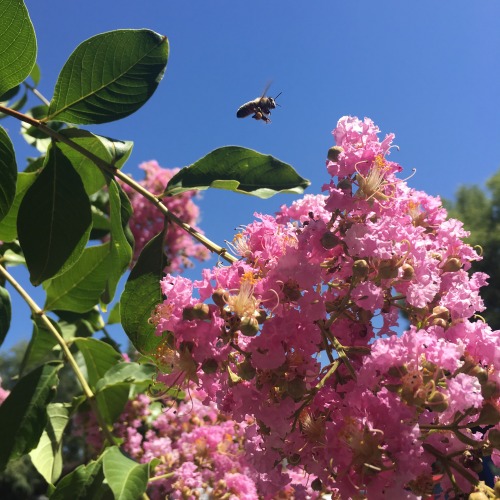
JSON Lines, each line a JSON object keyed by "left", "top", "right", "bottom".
{"left": 2, "top": 0, "right": 500, "bottom": 352}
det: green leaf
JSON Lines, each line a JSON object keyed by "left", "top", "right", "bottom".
{"left": 29, "top": 403, "right": 71, "bottom": 484}
{"left": 57, "top": 129, "right": 133, "bottom": 195}
{"left": 95, "top": 362, "right": 155, "bottom": 392}
{"left": 0, "top": 362, "right": 61, "bottom": 471}
{"left": 0, "top": 172, "right": 37, "bottom": 242}
{"left": 19, "top": 320, "right": 59, "bottom": 376}
{"left": 73, "top": 337, "right": 121, "bottom": 388}
{"left": 0, "top": 285, "right": 11, "bottom": 347}
{"left": 107, "top": 301, "right": 121, "bottom": 325}
{"left": 121, "top": 228, "right": 167, "bottom": 354}
{"left": 0, "top": 0, "right": 37, "bottom": 96}
{"left": 0, "top": 125, "right": 17, "bottom": 221}
{"left": 43, "top": 243, "right": 112, "bottom": 313}
{"left": 17, "top": 144, "right": 92, "bottom": 285}
{"left": 49, "top": 459, "right": 113, "bottom": 500}
{"left": 101, "top": 180, "right": 133, "bottom": 305}
{"left": 47, "top": 29, "right": 169, "bottom": 124}
{"left": 21, "top": 105, "right": 65, "bottom": 153}
{"left": 165, "top": 146, "right": 311, "bottom": 199}
{"left": 30, "top": 62, "right": 41, "bottom": 86}
{"left": 103, "top": 446, "right": 150, "bottom": 500}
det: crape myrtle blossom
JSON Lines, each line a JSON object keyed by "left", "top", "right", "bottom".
{"left": 150, "top": 116, "right": 500, "bottom": 498}
{"left": 120, "top": 160, "right": 210, "bottom": 271}
{"left": 74, "top": 391, "right": 318, "bottom": 499}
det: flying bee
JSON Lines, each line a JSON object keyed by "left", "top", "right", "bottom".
{"left": 236, "top": 84, "right": 282, "bottom": 123}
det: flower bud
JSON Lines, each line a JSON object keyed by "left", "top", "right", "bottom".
{"left": 495, "top": 480, "right": 500, "bottom": 499}
{"left": 286, "top": 378, "right": 307, "bottom": 401}
{"left": 481, "top": 380, "right": 500, "bottom": 399}
{"left": 427, "top": 391, "right": 448, "bottom": 412}
{"left": 311, "top": 478, "right": 323, "bottom": 491}
{"left": 352, "top": 259, "right": 369, "bottom": 280}
{"left": 432, "top": 318, "right": 448, "bottom": 329}
{"left": 378, "top": 259, "right": 399, "bottom": 280}
{"left": 337, "top": 178, "right": 352, "bottom": 191}
{"left": 320, "top": 231, "right": 341, "bottom": 250}
{"left": 201, "top": 358, "right": 218, "bottom": 374}
{"left": 288, "top": 453, "right": 301, "bottom": 466}
{"left": 283, "top": 279, "right": 302, "bottom": 302}
{"left": 475, "top": 402, "right": 500, "bottom": 426}
{"left": 239, "top": 316, "right": 260, "bottom": 337}
{"left": 488, "top": 428, "right": 500, "bottom": 448}
{"left": 401, "top": 263, "right": 414, "bottom": 280}
{"left": 212, "top": 288, "right": 229, "bottom": 308}
{"left": 327, "top": 146, "right": 343, "bottom": 162}
{"left": 182, "top": 303, "right": 210, "bottom": 320}
{"left": 468, "top": 492, "right": 488, "bottom": 500}
{"left": 442, "top": 257, "right": 462, "bottom": 272}
{"left": 255, "top": 308, "right": 267, "bottom": 324}
{"left": 238, "top": 359, "right": 256, "bottom": 381}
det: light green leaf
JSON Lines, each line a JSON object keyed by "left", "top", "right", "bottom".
{"left": 103, "top": 446, "right": 150, "bottom": 500}
{"left": 0, "top": 171, "right": 37, "bottom": 242}
{"left": 47, "top": 29, "right": 168, "bottom": 124}
{"left": 19, "top": 320, "right": 59, "bottom": 376}
{"left": 17, "top": 144, "right": 92, "bottom": 285}
{"left": 165, "top": 146, "right": 310, "bottom": 199}
{"left": 30, "top": 403, "right": 71, "bottom": 484}
{"left": 121, "top": 228, "right": 167, "bottom": 354}
{"left": 43, "top": 243, "right": 111, "bottom": 313}
{"left": 0, "top": 125, "right": 17, "bottom": 221}
{"left": 0, "top": 285, "right": 11, "bottom": 347}
{"left": 0, "top": 362, "right": 61, "bottom": 471}
{"left": 21, "top": 105, "right": 65, "bottom": 153}
{"left": 95, "top": 362, "right": 155, "bottom": 392}
{"left": 73, "top": 337, "right": 121, "bottom": 388}
{"left": 57, "top": 129, "right": 133, "bottom": 195}
{"left": 0, "top": 0, "right": 37, "bottom": 96}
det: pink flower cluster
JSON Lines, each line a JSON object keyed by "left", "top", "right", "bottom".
{"left": 75, "top": 390, "right": 317, "bottom": 498}
{"left": 121, "top": 161, "right": 209, "bottom": 271}
{"left": 150, "top": 117, "right": 500, "bottom": 498}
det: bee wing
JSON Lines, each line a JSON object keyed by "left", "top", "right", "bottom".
{"left": 260, "top": 81, "right": 273, "bottom": 98}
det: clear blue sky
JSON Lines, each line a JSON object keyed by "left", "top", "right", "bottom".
{"left": 2, "top": 0, "right": 500, "bottom": 352}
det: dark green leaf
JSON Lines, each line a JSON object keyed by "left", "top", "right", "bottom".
{"left": 0, "top": 84, "right": 20, "bottom": 102}
{"left": 30, "top": 403, "right": 71, "bottom": 484}
{"left": 0, "top": 0, "right": 37, "bottom": 96}
{"left": 103, "top": 446, "right": 150, "bottom": 500}
{"left": 95, "top": 362, "right": 155, "bottom": 392}
{"left": 49, "top": 459, "right": 113, "bottom": 500}
{"left": 43, "top": 243, "right": 111, "bottom": 313}
{"left": 0, "top": 362, "right": 61, "bottom": 471}
{"left": 101, "top": 180, "right": 133, "bottom": 305}
{"left": 17, "top": 144, "right": 92, "bottom": 285}
{"left": 121, "top": 228, "right": 167, "bottom": 354}
{"left": 0, "top": 285, "right": 11, "bottom": 347}
{"left": 47, "top": 29, "right": 168, "bottom": 124}
{"left": 0, "top": 172, "right": 37, "bottom": 242}
{"left": 73, "top": 337, "right": 121, "bottom": 388}
{"left": 57, "top": 129, "right": 133, "bottom": 195}
{"left": 165, "top": 146, "right": 310, "bottom": 199}
{"left": 0, "top": 125, "right": 17, "bottom": 221}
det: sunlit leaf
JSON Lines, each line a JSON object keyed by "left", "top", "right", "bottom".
{"left": 165, "top": 146, "right": 310, "bottom": 199}
{"left": 95, "top": 362, "right": 155, "bottom": 392}
{"left": 0, "top": 362, "right": 61, "bottom": 471}
{"left": 17, "top": 144, "right": 92, "bottom": 285}
{"left": 57, "top": 129, "right": 133, "bottom": 195}
{"left": 73, "top": 337, "right": 121, "bottom": 388}
{"left": 30, "top": 403, "right": 71, "bottom": 484}
{"left": 20, "top": 105, "right": 65, "bottom": 153}
{"left": 47, "top": 29, "right": 168, "bottom": 124}
{"left": 0, "top": 172, "right": 37, "bottom": 242}
{"left": 103, "top": 446, "right": 150, "bottom": 500}
{"left": 0, "top": 285, "right": 11, "bottom": 347}
{"left": 19, "top": 320, "right": 59, "bottom": 376}
{"left": 0, "top": 125, "right": 17, "bottom": 221}
{"left": 0, "top": 0, "right": 37, "bottom": 96}
{"left": 121, "top": 228, "right": 167, "bottom": 354}
{"left": 43, "top": 243, "right": 111, "bottom": 313}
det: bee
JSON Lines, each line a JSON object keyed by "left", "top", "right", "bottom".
{"left": 236, "top": 84, "right": 282, "bottom": 123}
